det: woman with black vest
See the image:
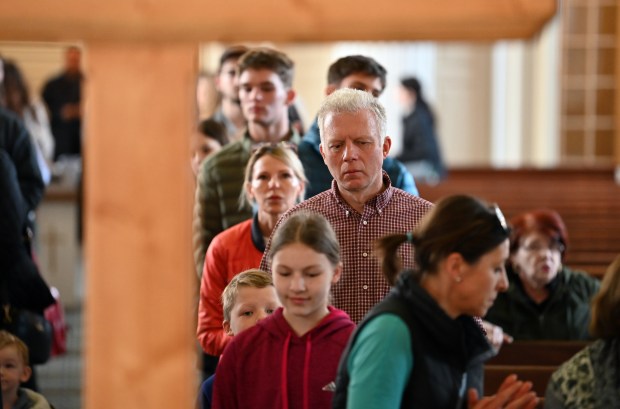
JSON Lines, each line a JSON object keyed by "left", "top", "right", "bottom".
{"left": 333, "top": 195, "right": 539, "bottom": 409}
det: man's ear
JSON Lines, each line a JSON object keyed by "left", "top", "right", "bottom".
{"left": 382, "top": 136, "right": 392, "bottom": 159}
{"left": 319, "top": 143, "right": 326, "bottom": 161}
{"left": 285, "top": 89, "right": 296, "bottom": 106}
{"left": 223, "top": 320, "right": 234, "bottom": 337}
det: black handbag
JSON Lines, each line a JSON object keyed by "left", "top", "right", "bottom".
{"left": 0, "top": 304, "right": 53, "bottom": 365}
{"left": 0, "top": 304, "right": 52, "bottom": 365}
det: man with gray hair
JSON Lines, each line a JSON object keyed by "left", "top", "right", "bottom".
{"left": 260, "top": 88, "right": 433, "bottom": 323}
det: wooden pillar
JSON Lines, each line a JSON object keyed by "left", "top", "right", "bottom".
{"left": 84, "top": 43, "right": 197, "bottom": 408}
{"left": 617, "top": 3, "right": 620, "bottom": 167}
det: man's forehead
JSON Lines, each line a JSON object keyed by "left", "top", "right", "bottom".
{"left": 339, "top": 74, "right": 383, "bottom": 93}
{"left": 322, "top": 111, "right": 380, "bottom": 137}
{"left": 239, "top": 68, "right": 282, "bottom": 85}
{"left": 220, "top": 59, "right": 239, "bottom": 72}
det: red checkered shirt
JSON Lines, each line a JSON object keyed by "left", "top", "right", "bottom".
{"left": 260, "top": 174, "right": 434, "bottom": 323}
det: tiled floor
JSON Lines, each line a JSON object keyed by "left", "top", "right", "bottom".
{"left": 38, "top": 306, "right": 82, "bottom": 409}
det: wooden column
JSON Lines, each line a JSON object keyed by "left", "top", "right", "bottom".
{"left": 84, "top": 43, "right": 197, "bottom": 408}
{"left": 617, "top": 3, "right": 620, "bottom": 166}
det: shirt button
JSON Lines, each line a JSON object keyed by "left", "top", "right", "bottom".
{"left": 362, "top": 220, "right": 368, "bottom": 225}
{"left": 362, "top": 252, "right": 368, "bottom": 257}
{"left": 363, "top": 285, "right": 368, "bottom": 290}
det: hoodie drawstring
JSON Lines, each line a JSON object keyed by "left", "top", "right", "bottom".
{"left": 281, "top": 332, "right": 291, "bottom": 409}
{"left": 280, "top": 332, "right": 313, "bottom": 409}
{"left": 303, "top": 334, "right": 312, "bottom": 409}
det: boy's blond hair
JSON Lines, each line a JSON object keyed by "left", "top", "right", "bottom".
{"left": 0, "top": 330, "right": 29, "bottom": 366}
{"left": 221, "top": 269, "right": 274, "bottom": 322}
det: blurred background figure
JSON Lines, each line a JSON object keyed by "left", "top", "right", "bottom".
{"left": 196, "top": 71, "right": 219, "bottom": 121}
{"left": 191, "top": 118, "right": 229, "bottom": 178}
{"left": 395, "top": 76, "right": 445, "bottom": 185}
{"left": 1, "top": 59, "right": 54, "bottom": 185}
{"left": 209, "top": 45, "right": 248, "bottom": 142}
{"left": 41, "top": 46, "right": 83, "bottom": 161}
{"left": 288, "top": 104, "right": 305, "bottom": 135}
{"left": 0, "top": 104, "right": 55, "bottom": 391}
{"left": 545, "top": 254, "right": 620, "bottom": 408}
{"left": 485, "top": 209, "right": 600, "bottom": 340}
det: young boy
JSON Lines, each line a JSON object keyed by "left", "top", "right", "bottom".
{"left": 0, "top": 330, "right": 52, "bottom": 409}
{"left": 199, "top": 270, "right": 280, "bottom": 409}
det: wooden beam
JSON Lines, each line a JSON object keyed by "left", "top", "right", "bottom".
{"left": 0, "top": 0, "right": 556, "bottom": 42}
{"left": 84, "top": 43, "right": 197, "bottom": 409}
{"left": 617, "top": 2, "right": 620, "bottom": 166}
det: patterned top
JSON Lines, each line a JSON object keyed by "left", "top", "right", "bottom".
{"left": 545, "top": 338, "right": 620, "bottom": 409}
{"left": 260, "top": 173, "right": 433, "bottom": 323}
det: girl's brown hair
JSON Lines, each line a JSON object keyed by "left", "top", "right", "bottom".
{"left": 269, "top": 211, "right": 340, "bottom": 267}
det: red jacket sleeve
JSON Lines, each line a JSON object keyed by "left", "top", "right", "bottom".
{"left": 197, "top": 235, "right": 232, "bottom": 355}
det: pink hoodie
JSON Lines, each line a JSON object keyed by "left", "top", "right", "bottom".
{"left": 212, "top": 306, "right": 355, "bottom": 409}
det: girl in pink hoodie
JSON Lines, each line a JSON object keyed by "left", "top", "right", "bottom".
{"left": 212, "top": 211, "right": 355, "bottom": 409}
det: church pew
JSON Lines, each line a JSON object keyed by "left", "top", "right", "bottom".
{"left": 417, "top": 167, "right": 620, "bottom": 279}
{"left": 486, "top": 340, "right": 588, "bottom": 366}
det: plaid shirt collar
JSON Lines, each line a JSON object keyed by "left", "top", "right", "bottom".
{"left": 329, "top": 171, "right": 394, "bottom": 216}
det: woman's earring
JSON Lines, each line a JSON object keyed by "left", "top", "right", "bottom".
{"left": 455, "top": 276, "right": 462, "bottom": 283}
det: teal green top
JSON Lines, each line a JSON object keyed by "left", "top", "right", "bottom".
{"left": 346, "top": 314, "right": 413, "bottom": 409}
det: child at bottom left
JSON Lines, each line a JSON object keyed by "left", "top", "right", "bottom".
{"left": 0, "top": 330, "right": 52, "bottom": 409}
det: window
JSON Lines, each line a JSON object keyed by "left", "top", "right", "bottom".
{"left": 561, "top": 0, "right": 616, "bottom": 164}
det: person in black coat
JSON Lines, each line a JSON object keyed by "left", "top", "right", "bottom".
{"left": 396, "top": 77, "right": 446, "bottom": 185}
{"left": 0, "top": 107, "right": 55, "bottom": 390}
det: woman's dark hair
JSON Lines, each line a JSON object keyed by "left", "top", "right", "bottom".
{"left": 198, "top": 118, "right": 229, "bottom": 147}
{"left": 269, "top": 211, "right": 340, "bottom": 267}
{"left": 590, "top": 254, "right": 620, "bottom": 339}
{"left": 375, "top": 195, "right": 510, "bottom": 285}
{"left": 400, "top": 76, "right": 434, "bottom": 125}
{"left": 509, "top": 209, "right": 568, "bottom": 260}
{"left": 1, "top": 59, "right": 35, "bottom": 120}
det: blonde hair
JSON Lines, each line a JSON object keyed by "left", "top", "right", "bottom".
{"left": 0, "top": 330, "right": 29, "bottom": 366}
{"left": 221, "top": 270, "right": 274, "bottom": 322}
{"left": 239, "top": 143, "right": 307, "bottom": 208}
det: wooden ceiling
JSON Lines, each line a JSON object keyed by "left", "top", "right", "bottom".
{"left": 0, "top": 0, "right": 557, "bottom": 42}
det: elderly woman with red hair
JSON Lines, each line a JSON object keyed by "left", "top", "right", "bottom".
{"left": 484, "top": 209, "right": 600, "bottom": 340}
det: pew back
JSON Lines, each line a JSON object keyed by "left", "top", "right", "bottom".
{"left": 418, "top": 167, "right": 620, "bottom": 278}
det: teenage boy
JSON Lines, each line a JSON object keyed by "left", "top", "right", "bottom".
{"left": 193, "top": 47, "right": 301, "bottom": 278}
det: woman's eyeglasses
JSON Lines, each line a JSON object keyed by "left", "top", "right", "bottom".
{"left": 522, "top": 241, "right": 566, "bottom": 254}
